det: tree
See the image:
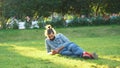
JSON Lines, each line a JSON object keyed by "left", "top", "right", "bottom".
{"left": 2, "top": 0, "right": 120, "bottom": 19}
{"left": 104, "top": 0, "right": 120, "bottom": 14}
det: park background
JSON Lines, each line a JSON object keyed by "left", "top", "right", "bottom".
{"left": 0, "top": 0, "right": 120, "bottom": 68}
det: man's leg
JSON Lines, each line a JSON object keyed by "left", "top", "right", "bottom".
{"left": 59, "top": 46, "right": 75, "bottom": 56}
{"left": 68, "top": 43, "right": 84, "bottom": 57}
{"left": 67, "top": 43, "right": 98, "bottom": 59}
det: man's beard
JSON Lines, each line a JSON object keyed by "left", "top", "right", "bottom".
{"left": 50, "top": 36, "right": 55, "bottom": 41}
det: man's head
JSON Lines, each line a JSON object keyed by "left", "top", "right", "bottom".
{"left": 44, "top": 25, "right": 56, "bottom": 40}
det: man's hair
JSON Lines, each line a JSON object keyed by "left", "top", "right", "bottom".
{"left": 44, "top": 25, "right": 56, "bottom": 37}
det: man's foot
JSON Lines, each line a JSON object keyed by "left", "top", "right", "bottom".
{"left": 82, "top": 52, "right": 98, "bottom": 59}
{"left": 82, "top": 52, "right": 92, "bottom": 59}
{"left": 82, "top": 55, "right": 91, "bottom": 59}
{"left": 91, "top": 52, "right": 98, "bottom": 59}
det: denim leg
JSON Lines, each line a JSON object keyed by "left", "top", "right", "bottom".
{"left": 68, "top": 43, "right": 84, "bottom": 57}
{"left": 59, "top": 46, "right": 74, "bottom": 56}
{"left": 60, "top": 51, "right": 73, "bottom": 56}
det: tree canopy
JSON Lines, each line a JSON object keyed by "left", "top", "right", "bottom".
{"left": 0, "top": 0, "right": 120, "bottom": 18}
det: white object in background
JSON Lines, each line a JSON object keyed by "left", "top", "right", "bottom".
{"left": 18, "top": 22, "right": 25, "bottom": 29}
{"left": 31, "top": 20, "right": 39, "bottom": 28}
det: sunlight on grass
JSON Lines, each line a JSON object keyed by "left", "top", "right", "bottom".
{"left": 1, "top": 42, "right": 120, "bottom": 68}
{"left": 101, "top": 56, "right": 120, "bottom": 62}
{"left": 5, "top": 44, "right": 112, "bottom": 68}
{"left": 0, "top": 43, "right": 9, "bottom": 46}
{"left": 0, "top": 41, "right": 120, "bottom": 68}
{"left": 11, "top": 45, "right": 45, "bottom": 59}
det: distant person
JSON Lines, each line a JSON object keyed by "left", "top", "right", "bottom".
{"left": 25, "top": 16, "right": 31, "bottom": 28}
{"left": 44, "top": 25, "right": 98, "bottom": 59}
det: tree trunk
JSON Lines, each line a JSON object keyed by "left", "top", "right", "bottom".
{"left": 95, "top": 0, "right": 101, "bottom": 16}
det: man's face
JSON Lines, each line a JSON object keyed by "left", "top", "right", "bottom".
{"left": 48, "top": 33, "right": 55, "bottom": 40}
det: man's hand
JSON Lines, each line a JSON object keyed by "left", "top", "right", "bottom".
{"left": 51, "top": 50, "right": 58, "bottom": 55}
{"left": 48, "top": 46, "right": 65, "bottom": 55}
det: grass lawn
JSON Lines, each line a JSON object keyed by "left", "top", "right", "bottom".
{"left": 0, "top": 25, "right": 120, "bottom": 68}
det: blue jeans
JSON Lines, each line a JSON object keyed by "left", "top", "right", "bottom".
{"left": 59, "top": 42, "right": 84, "bottom": 57}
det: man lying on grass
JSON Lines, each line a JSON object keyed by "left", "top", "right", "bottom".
{"left": 44, "top": 25, "right": 98, "bottom": 59}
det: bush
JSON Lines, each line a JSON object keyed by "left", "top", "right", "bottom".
{"left": 25, "top": 22, "right": 31, "bottom": 29}
{"left": 0, "top": 18, "right": 7, "bottom": 29}
{"left": 1, "top": 15, "right": 120, "bottom": 29}
{"left": 92, "top": 16, "right": 105, "bottom": 25}
{"left": 110, "top": 16, "right": 120, "bottom": 25}
{"left": 13, "top": 22, "right": 18, "bottom": 29}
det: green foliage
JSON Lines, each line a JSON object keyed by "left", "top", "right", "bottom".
{"left": 0, "top": 17, "right": 7, "bottom": 29}
{"left": 92, "top": 16, "right": 105, "bottom": 25}
{"left": 0, "top": 0, "right": 120, "bottom": 29}
{"left": 110, "top": 16, "right": 120, "bottom": 24}
{"left": 1, "top": 0, "right": 120, "bottom": 18}
{"left": 104, "top": 0, "right": 120, "bottom": 13}
{"left": 25, "top": 22, "right": 31, "bottom": 29}
{"left": 13, "top": 22, "right": 18, "bottom": 29}
{"left": 68, "top": 16, "right": 120, "bottom": 27}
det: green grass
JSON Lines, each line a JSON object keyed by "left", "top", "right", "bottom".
{"left": 0, "top": 25, "right": 120, "bottom": 68}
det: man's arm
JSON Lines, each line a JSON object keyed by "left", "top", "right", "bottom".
{"left": 55, "top": 46, "right": 64, "bottom": 53}
{"left": 52, "top": 46, "right": 64, "bottom": 55}
{"left": 45, "top": 39, "right": 52, "bottom": 53}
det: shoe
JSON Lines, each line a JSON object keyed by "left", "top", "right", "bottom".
{"left": 82, "top": 52, "right": 92, "bottom": 59}
{"left": 83, "top": 55, "right": 91, "bottom": 59}
{"left": 91, "top": 52, "right": 98, "bottom": 59}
